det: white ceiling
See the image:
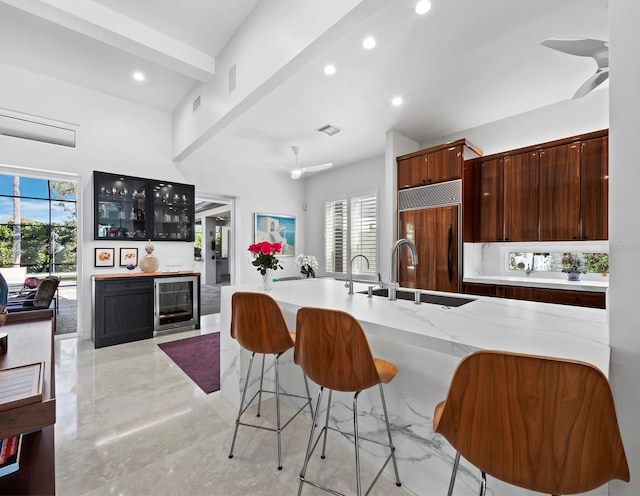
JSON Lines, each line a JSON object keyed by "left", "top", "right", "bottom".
{"left": 0, "top": 0, "right": 608, "bottom": 172}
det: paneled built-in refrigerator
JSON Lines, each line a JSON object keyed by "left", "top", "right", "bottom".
{"left": 398, "top": 180, "right": 461, "bottom": 293}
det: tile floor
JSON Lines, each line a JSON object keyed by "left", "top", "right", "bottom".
{"left": 54, "top": 314, "right": 413, "bottom": 495}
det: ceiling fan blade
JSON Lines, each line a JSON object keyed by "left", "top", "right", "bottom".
{"left": 302, "top": 163, "right": 333, "bottom": 173}
{"left": 541, "top": 38, "right": 607, "bottom": 58}
{"left": 573, "top": 69, "right": 609, "bottom": 99}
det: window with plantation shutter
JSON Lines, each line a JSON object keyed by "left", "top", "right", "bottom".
{"left": 325, "top": 190, "right": 377, "bottom": 279}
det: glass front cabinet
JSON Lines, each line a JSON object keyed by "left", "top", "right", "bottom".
{"left": 94, "top": 171, "right": 194, "bottom": 241}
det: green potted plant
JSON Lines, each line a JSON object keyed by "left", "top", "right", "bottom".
{"left": 561, "top": 253, "right": 587, "bottom": 281}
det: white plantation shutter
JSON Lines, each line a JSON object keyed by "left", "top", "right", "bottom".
{"left": 325, "top": 190, "right": 377, "bottom": 277}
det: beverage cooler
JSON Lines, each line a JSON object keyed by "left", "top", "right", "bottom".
{"left": 154, "top": 275, "right": 199, "bottom": 334}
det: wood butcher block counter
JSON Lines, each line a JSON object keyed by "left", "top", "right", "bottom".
{"left": 220, "top": 278, "right": 609, "bottom": 496}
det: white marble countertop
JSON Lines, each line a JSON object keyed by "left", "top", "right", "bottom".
{"left": 229, "top": 278, "right": 610, "bottom": 375}
{"left": 464, "top": 274, "right": 609, "bottom": 292}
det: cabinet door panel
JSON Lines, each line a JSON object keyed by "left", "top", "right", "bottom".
{"left": 533, "top": 288, "right": 606, "bottom": 309}
{"left": 476, "top": 158, "right": 504, "bottom": 242}
{"left": 581, "top": 136, "right": 608, "bottom": 240}
{"left": 427, "top": 145, "right": 462, "bottom": 184}
{"left": 503, "top": 152, "right": 539, "bottom": 241}
{"left": 397, "top": 155, "right": 427, "bottom": 189}
{"left": 539, "top": 144, "right": 581, "bottom": 241}
{"left": 95, "top": 279, "right": 154, "bottom": 348}
{"left": 496, "top": 285, "right": 534, "bottom": 300}
{"left": 435, "top": 205, "right": 459, "bottom": 293}
{"left": 463, "top": 283, "right": 496, "bottom": 297}
{"left": 399, "top": 210, "right": 436, "bottom": 290}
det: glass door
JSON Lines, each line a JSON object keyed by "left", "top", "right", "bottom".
{"left": 154, "top": 276, "right": 199, "bottom": 333}
{"left": 94, "top": 172, "right": 147, "bottom": 240}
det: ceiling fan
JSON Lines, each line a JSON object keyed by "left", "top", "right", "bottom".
{"left": 540, "top": 38, "right": 609, "bottom": 99}
{"left": 287, "top": 146, "right": 333, "bottom": 179}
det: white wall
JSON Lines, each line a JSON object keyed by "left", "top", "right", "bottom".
{"left": 177, "top": 156, "right": 306, "bottom": 284}
{"left": 0, "top": 63, "right": 192, "bottom": 339}
{"left": 304, "top": 154, "right": 385, "bottom": 278}
{"left": 609, "top": 1, "right": 640, "bottom": 492}
{"left": 420, "top": 87, "right": 609, "bottom": 155}
{"left": 172, "top": 0, "right": 366, "bottom": 160}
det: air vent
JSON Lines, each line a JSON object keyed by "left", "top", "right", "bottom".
{"left": 0, "top": 110, "right": 76, "bottom": 147}
{"left": 317, "top": 124, "right": 342, "bottom": 137}
{"left": 192, "top": 95, "right": 201, "bottom": 113}
{"left": 229, "top": 64, "right": 236, "bottom": 93}
{"left": 398, "top": 180, "right": 462, "bottom": 211}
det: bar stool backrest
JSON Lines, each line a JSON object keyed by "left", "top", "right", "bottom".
{"left": 231, "top": 292, "right": 293, "bottom": 354}
{"left": 294, "top": 307, "right": 380, "bottom": 392}
{"left": 434, "top": 350, "right": 630, "bottom": 495}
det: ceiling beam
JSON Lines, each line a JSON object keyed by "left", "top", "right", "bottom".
{"left": 1, "top": 0, "right": 215, "bottom": 81}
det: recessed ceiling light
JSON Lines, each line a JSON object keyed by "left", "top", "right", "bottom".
{"left": 392, "top": 97, "right": 403, "bottom": 106}
{"left": 133, "top": 72, "right": 145, "bottom": 82}
{"left": 415, "top": 1, "right": 432, "bottom": 15}
{"left": 324, "top": 64, "right": 336, "bottom": 76}
{"left": 363, "top": 37, "right": 376, "bottom": 49}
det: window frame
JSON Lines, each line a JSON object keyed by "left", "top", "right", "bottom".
{"left": 324, "top": 188, "right": 379, "bottom": 282}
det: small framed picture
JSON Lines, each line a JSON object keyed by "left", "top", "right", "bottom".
{"left": 94, "top": 248, "right": 115, "bottom": 267}
{"left": 119, "top": 248, "right": 138, "bottom": 267}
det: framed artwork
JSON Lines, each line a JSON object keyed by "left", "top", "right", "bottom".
{"left": 94, "top": 248, "right": 115, "bottom": 267}
{"left": 254, "top": 213, "right": 296, "bottom": 257}
{"left": 119, "top": 248, "right": 138, "bottom": 267}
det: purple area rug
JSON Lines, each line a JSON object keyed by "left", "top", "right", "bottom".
{"left": 158, "top": 333, "right": 220, "bottom": 394}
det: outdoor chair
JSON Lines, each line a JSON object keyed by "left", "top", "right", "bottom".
{"left": 7, "top": 276, "right": 60, "bottom": 313}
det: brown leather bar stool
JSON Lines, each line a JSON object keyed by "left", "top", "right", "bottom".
{"left": 294, "top": 307, "right": 402, "bottom": 496}
{"left": 433, "top": 350, "right": 630, "bottom": 496}
{"left": 228, "top": 292, "right": 314, "bottom": 470}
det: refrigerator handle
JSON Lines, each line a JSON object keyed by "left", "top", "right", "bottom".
{"left": 447, "top": 224, "right": 453, "bottom": 283}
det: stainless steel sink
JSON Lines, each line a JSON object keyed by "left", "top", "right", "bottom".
{"left": 358, "top": 288, "right": 476, "bottom": 307}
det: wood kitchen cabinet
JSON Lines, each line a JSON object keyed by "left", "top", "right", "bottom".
{"left": 581, "top": 136, "right": 608, "bottom": 240}
{"left": 463, "top": 282, "right": 606, "bottom": 308}
{"left": 466, "top": 130, "right": 608, "bottom": 243}
{"left": 399, "top": 205, "right": 459, "bottom": 292}
{"left": 397, "top": 140, "right": 474, "bottom": 189}
{"left": 539, "top": 143, "right": 581, "bottom": 241}
{"left": 474, "top": 158, "right": 504, "bottom": 242}
{"left": 503, "top": 152, "right": 539, "bottom": 241}
{"left": 496, "top": 284, "right": 534, "bottom": 301}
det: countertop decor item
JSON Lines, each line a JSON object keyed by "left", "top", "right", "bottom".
{"left": 295, "top": 254, "right": 318, "bottom": 278}
{"left": 248, "top": 241, "right": 282, "bottom": 290}
{"left": 139, "top": 244, "right": 159, "bottom": 273}
{"left": 0, "top": 271, "right": 8, "bottom": 329}
{"left": 562, "top": 253, "right": 587, "bottom": 281}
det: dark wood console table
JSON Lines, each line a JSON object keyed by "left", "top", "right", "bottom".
{"left": 0, "top": 311, "right": 56, "bottom": 495}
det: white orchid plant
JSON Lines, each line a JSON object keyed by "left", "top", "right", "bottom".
{"left": 295, "top": 254, "right": 319, "bottom": 278}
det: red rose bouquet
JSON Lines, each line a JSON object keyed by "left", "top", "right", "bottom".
{"left": 248, "top": 241, "right": 283, "bottom": 275}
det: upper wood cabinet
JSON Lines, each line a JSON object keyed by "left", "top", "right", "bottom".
{"left": 503, "top": 152, "right": 539, "bottom": 242}
{"left": 580, "top": 136, "right": 609, "bottom": 240}
{"left": 466, "top": 129, "right": 608, "bottom": 243}
{"left": 474, "top": 158, "right": 504, "bottom": 242}
{"left": 539, "top": 143, "right": 581, "bottom": 241}
{"left": 397, "top": 140, "right": 479, "bottom": 189}
{"left": 397, "top": 155, "right": 427, "bottom": 189}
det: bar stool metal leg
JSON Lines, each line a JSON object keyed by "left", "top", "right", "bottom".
{"left": 298, "top": 386, "right": 325, "bottom": 496}
{"left": 379, "top": 384, "right": 401, "bottom": 486}
{"left": 353, "top": 391, "right": 363, "bottom": 496}
{"left": 228, "top": 351, "right": 257, "bottom": 459}
{"left": 256, "top": 354, "right": 266, "bottom": 417}
{"left": 274, "top": 353, "right": 283, "bottom": 470}
{"left": 320, "top": 389, "right": 333, "bottom": 459}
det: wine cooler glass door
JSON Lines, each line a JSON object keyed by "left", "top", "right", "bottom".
{"left": 154, "top": 276, "right": 199, "bottom": 333}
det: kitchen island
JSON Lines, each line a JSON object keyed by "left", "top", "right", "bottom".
{"left": 220, "top": 278, "right": 609, "bottom": 496}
